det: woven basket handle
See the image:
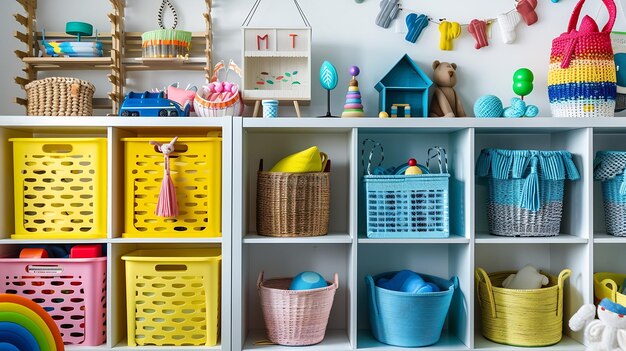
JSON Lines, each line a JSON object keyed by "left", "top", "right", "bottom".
{"left": 556, "top": 269, "right": 572, "bottom": 317}
{"left": 475, "top": 268, "right": 497, "bottom": 318}
{"left": 567, "top": 0, "right": 616, "bottom": 33}
{"left": 257, "top": 271, "right": 264, "bottom": 290}
{"left": 365, "top": 275, "right": 379, "bottom": 317}
{"left": 330, "top": 272, "right": 339, "bottom": 290}
{"left": 600, "top": 278, "right": 619, "bottom": 302}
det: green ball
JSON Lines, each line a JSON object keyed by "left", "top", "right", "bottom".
{"left": 513, "top": 68, "right": 534, "bottom": 83}
{"left": 513, "top": 81, "right": 534, "bottom": 96}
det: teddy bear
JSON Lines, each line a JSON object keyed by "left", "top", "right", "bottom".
{"left": 429, "top": 60, "right": 466, "bottom": 117}
{"left": 569, "top": 298, "right": 626, "bottom": 351}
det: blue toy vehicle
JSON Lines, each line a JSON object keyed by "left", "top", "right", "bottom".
{"left": 119, "top": 91, "right": 190, "bottom": 117}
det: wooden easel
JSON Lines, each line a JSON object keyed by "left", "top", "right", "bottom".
{"left": 252, "top": 100, "right": 302, "bottom": 118}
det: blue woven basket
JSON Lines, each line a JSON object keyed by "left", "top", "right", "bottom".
{"left": 594, "top": 151, "right": 626, "bottom": 236}
{"left": 365, "top": 272, "right": 457, "bottom": 347}
{"left": 364, "top": 174, "right": 450, "bottom": 238}
{"left": 476, "top": 149, "right": 580, "bottom": 237}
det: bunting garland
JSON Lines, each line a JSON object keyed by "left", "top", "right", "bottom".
{"left": 374, "top": 0, "right": 560, "bottom": 50}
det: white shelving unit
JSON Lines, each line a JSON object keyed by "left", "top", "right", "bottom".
{"left": 231, "top": 117, "right": 626, "bottom": 351}
{"left": 4, "top": 116, "right": 626, "bottom": 351}
{"left": 0, "top": 117, "right": 233, "bottom": 351}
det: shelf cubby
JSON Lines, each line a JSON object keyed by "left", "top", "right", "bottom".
{"left": 474, "top": 128, "right": 592, "bottom": 239}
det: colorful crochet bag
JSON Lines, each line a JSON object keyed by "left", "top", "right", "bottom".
{"left": 548, "top": 0, "right": 617, "bottom": 117}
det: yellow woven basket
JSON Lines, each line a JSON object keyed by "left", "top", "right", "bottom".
{"left": 475, "top": 268, "right": 571, "bottom": 347}
{"left": 594, "top": 272, "right": 626, "bottom": 305}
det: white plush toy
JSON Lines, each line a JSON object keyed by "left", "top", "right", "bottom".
{"left": 569, "top": 298, "right": 626, "bottom": 351}
{"left": 502, "top": 264, "right": 549, "bottom": 289}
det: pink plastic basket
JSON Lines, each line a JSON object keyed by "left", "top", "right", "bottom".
{"left": 257, "top": 271, "right": 338, "bottom": 346}
{"left": 0, "top": 257, "right": 107, "bottom": 346}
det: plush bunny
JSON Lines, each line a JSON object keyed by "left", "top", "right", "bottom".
{"left": 569, "top": 298, "right": 626, "bottom": 351}
{"left": 502, "top": 264, "right": 549, "bottom": 289}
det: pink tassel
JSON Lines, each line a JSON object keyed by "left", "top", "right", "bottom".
{"left": 151, "top": 137, "right": 179, "bottom": 217}
{"left": 156, "top": 155, "right": 178, "bottom": 217}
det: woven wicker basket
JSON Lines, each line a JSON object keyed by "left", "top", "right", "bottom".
{"left": 257, "top": 271, "right": 338, "bottom": 346}
{"left": 594, "top": 272, "right": 626, "bottom": 305}
{"left": 25, "top": 77, "right": 95, "bottom": 116}
{"left": 475, "top": 268, "right": 571, "bottom": 347}
{"left": 594, "top": 151, "right": 626, "bottom": 236}
{"left": 256, "top": 159, "right": 330, "bottom": 237}
{"left": 476, "top": 149, "right": 580, "bottom": 237}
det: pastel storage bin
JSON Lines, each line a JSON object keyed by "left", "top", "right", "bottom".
{"left": 123, "top": 137, "right": 222, "bottom": 238}
{"left": 262, "top": 100, "right": 279, "bottom": 118}
{"left": 594, "top": 272, "right": 626, "bottom": 305}
{"left": 122, "top": 249, "right": 221, "bottom": 346}
{"left": 594, "top": 151, "right": 626, "bottom": 236}
{"left": 257, "top": 271, "right": 338, "bottom": 346}
{"left": 364, "top": 174, "right": 450, "bottom": 238}
{"left": 0, "top": 256, "right": 107, "bottom": 346}
{"left": 10, "top": 138, "right": 107, "bottom": 239}
{"left": 476, "top": 149, "right": 580, "bottom": 237}
{"left": 475, "top": 268, "right": 571, "bottom": 347}
{"left": 365, "top": 272, "right": 457, "bottom": 347}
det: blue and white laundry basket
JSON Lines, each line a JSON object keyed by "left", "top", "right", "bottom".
{"left": 594, "top": 151, "right": 626, "bottom": 236}
{"left": 476, "top": 149, "right": 580, "bottom": 237}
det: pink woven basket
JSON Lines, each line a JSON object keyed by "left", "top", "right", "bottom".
{"left": 257, "top": 271, "right": 339, "bottom": 346}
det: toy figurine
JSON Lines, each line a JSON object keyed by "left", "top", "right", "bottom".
{"left": 405, "top": 159, "right": 423, "bottom": 175}
{"left": 429, "top": 61, "right": 466, "bottom": 117}
{"left": 341, "top": 66, "right": 364, "bottom": 117}
{"left": 569, "top": 298, "right": 626, "bottom": 351}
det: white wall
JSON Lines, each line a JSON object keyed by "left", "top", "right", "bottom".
{"left": 1, "top": 0, "right": 624, "bottom": 116}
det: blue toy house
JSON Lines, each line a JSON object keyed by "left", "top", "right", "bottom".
{"left": 375, "top": 54, "right": 433, "bottom": 117}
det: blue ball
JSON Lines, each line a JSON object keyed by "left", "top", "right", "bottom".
{"left": 289, "top": 271, "right": 328, "bottom": 290}
{"left": 474, "top": 95, "right": 504, "bottom": 118}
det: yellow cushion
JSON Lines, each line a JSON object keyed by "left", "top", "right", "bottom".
{"left": 270, "top": 146, "right": 323, "bottom": 172}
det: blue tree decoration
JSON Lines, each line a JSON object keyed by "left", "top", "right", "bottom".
{"left": 319, "top": 60, "right": 338, "bottom": 117}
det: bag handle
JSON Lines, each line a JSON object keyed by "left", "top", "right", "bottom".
{"left": 568, "top": 0, "right": 616, "bottom": 33}
{"left": 365, "top": 275, "right": 379, "bottom": 317}
{"left": 242, "top": 0, "right": 310, "bottom": 27}
{"left": 475, "top": 268, "right": 497, "bottom": 318}
{"left": 600, "top": 278, "right": 619, "bottom": 302}
{"left": 556, "top": 269, "right": 572, "bottom": 317}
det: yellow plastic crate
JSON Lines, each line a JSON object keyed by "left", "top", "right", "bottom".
{"left": 10, "top": 138, "right": 107, "bottom": 239}
{"left": 122, "top": 249, "right": 221, "bottom": 347}
{"left": 122, "top": 137, "right": 221, "bottom": 238}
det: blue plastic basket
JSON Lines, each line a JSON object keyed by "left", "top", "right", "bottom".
{"left": 365, "top": 272, "right": 457, "bottom": 347}
{"left": 364, "top": 174, "right": 450, "bottom": 238}
{"left": 476, "top": 149, "right": 580, "bottom": 237}
{"left": 594, "top": 151, "right": 626, "bottom": 236}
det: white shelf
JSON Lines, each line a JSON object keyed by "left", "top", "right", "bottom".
{"left": 357, "top": 330, "right": 468, "bottom": 350}
{"left": 0, "top": 116, "right": 229, "bottom": 127}
{"left": 358, "top": 234, "right": 469, "bottom": 244}
{"left": 0, "top": 238, "right": 109, "bottom": 244}
{"left": 113, "top": 339, "right": 221, "bottom": 350}
{"left": 244, "top": 233, "right": 352, "bottom": 244}
{"left": 109, "top": 237, "right": 223, "bottom": 244}
{"left": 244, "top": 51, "right": 309, "bottom": 57}
{"left": 475, "top": 233, "right": 588, "bottom": 244}
{"left": 244, "top": 330, "right": 350, "bottom": 350}
{"left": 594, "top": 233, "right": 626, "bottom": 243}
{"left": 473, "top": 334, "right": 584, "bottom": 350}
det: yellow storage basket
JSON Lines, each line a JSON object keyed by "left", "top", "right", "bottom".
{"left": 594, "top": 272, "right": 626, "bottom": 305}
{"left": 475, "top": 268, "right": 571, "bottom": 347}
{"left": 122, "top": 137, "right": 221, "bottom": 238}
{"left": 122, "top": 249, "right": 221, "bottom": 347}
{"left": 10, "top": 138, "right": 107, "bottom": 239}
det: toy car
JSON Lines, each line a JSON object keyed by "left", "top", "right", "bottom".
{"left": 119, "top": 91, "right": 191, "bottom": 117}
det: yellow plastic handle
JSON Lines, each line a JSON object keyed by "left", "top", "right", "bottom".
{"left": 475, "top": 267, "right": 497, "bottom": 318}
{"left": 601, "top": 278, "right": 618, "bottom": 302}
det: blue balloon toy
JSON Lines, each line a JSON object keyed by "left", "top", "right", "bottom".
{"left": 289, "top": 271, "right": 328, "bottom": 290}
{"left": 376, "top": 270, "right": 440, "bottom": 293}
